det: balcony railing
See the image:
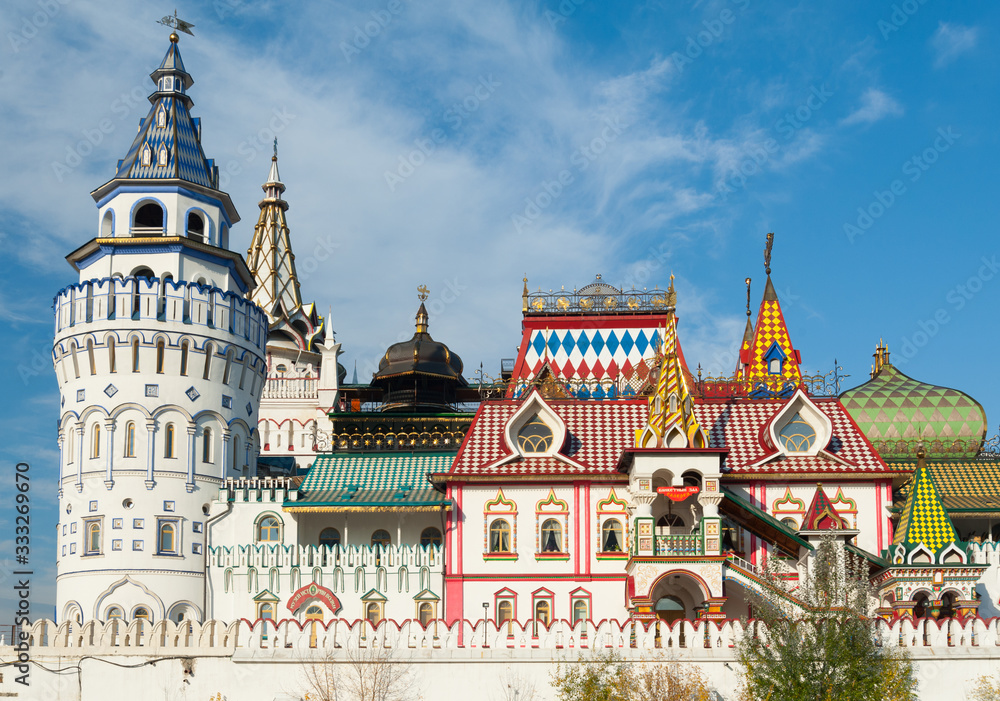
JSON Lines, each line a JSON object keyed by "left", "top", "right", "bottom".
{"left": 654, "top": 534, "right": 701, "bottom": 556}
{"left": 262, "top": 376, "right": 318, "bottom": 400}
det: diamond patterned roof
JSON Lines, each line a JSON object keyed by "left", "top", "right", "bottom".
{"left": 112, "top": 39, "right": 218, "bottom": 189}
{"left": 892, "top": 459, "right": 1000, "bottom": 514}
{"left": 741, "top": 276, "right": 801, "bottom": 390}
{"left": 448, "top": 395, "right": 883, "bottom": 477}
{"left": 295, "top": 452, "right": 454, "bottom": 508}
{"left": 892, "top": 462, "right": 959, "bottom": 555}
{"left": 839, "top": 363, "right": 986, "bottom": 459}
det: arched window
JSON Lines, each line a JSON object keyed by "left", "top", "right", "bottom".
{"left": 601, "top": 519, "right": 623, "bottom": 553}
{"left": 489, "top": 519, "right": 511, "bottom": 553}
{"left": 257, "top": 516, "right": 281, "bottom": 543}
{"left": 497, "top": 600, "right": 513, "bottom": 625}
{"left": 87, "top": 340, "right": 96, "bottom": 375}
{"left": 657, "top": 514, "right": 685, "bottom": 528}
{"left": 156, "top": 340, "right": 165, "bottom": 374}
{"left": 258, "top": 602, "right": 275, "bottom": 621}
{"left": 418, "top": 602, "right": 433, "bottom": 627}
{"left": 133, "top": 607, "right": 150, "bottom": 623}
{"left": 187, "top": 212, "right": 205, "bottom": 243}
{"left": 202, "top": 428, "right": 213, "bottom": 463}
{"left": 232, "top": 437, "right": 241, "bottom": 473}
{"left": 517, "top": 413, "right": 553, "bottom": 453}
{"left": 223, "top": 349, "right": 234, "bottom": 384}
{"left": 180, "top": 340, "right": 189, "bottom": 375}
{"left": 366, "top": 603, "right": 381, "bottom": 627}
{"left": 420, "top": 527, "right": 442, "bottom": 546}
{"left": 778, "top": 412, "right": 817, "bottom": 453}
{"left": 91, "top": 423, "right": 101, "bottom": 458}
{"left": 131, "top": 338, "right": 140, "bottom": 372}
{"left": 319, "top": 528, "right": 341, "bottom": 547}
{"left": 106, "top": 606, "right": 123, "bottom": 622}
{"left": 534, "top": 599, "right": 551, "bottom": 626}
{"left": 141, "top": 144, "right": 151, "bottom": 167}
{"left": 158, "top": 522, "right": 176, "bottom": 554}
{"left": 304, "top": 605, "right": 324, "bottom": 621}
{"left": 123, "top": 421, "right": 136, "bottom": 457}
{"left": 573, "top": 599, "right": 588, "bottom": 624}
{"left": 164, "top": 423, "right": 175, "bottom": 458}
{"left": 108, "top": 337, "right": 116, "bottom": 373}
{"left": 101, "top": 209, "right": 114, "bottom": 237}
{"left": 540, "top": 519, "right": 563, "bottom": 553}
{"left": 203, "top": 343, "right": 213, "bottom": 380}
{"left": 69, "top": 342, "right": 80, "bottom": 378}
{"left": 371, "top": 530, "right": 391, "bottom": 548}
{"left": 86, "top": 522, "right": 101, "bottom": 554}
{"left": 133, "top": 202, "right": 164, "bottom": 235}
{"left": 156, "top": 105, "right": 166, "bottom": 128}
{"left": 157, "top": 146, "right": 168, "bottom": 167}
{"left": 238, "top": 355, "right": 249, "bottom": 390}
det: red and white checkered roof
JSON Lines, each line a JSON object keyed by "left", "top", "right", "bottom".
{"left": 447, "top": 395, "right": 886, "bottom": 478}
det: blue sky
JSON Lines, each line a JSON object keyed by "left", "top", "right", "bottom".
{"left": 0, "top": 0, "right": 997, "bottom": 621}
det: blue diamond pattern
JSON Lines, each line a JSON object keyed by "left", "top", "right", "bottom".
{"left": 650, "top": 330, "right": 660, "bottom": 351}
{"left": 590, "top": 332, "right": 605, "bottom": 355}
{"left": 620, "top": 330, "right": 634, "bottom": 355}
{"left": 635, "top": 330, "right": 649, "bottom": 355}
{"left": 546, "top": 332, "right": 561, "bottom": 356}
{"left": 561, "top": 331, "right": 576, "bottom": 355}
{"left": 605, "top": 330, "right": 620, "bottom": 355}
{"left": 531, "top": 332, "right": 546, "bottom": 356}
{"left": 576, "top": 332, "right": 591, "bottom": 355}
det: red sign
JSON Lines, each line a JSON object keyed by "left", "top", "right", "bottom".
{"left": 286, "top": 582, "right": 343, "bottom": 614}
{"left": 656, "top": 486, "right": 700, "bottom": 502}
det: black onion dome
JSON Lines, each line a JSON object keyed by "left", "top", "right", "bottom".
{"left": 373, "top": 303, "right": 466, "bottom": 382}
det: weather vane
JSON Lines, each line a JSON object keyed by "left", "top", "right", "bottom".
{"left": 745, "top": 277, "right": 752, "bottom": 317}
{"left": 158, "top": 9, "right": 195, "bottom": 36}
{"left": 273, "top": 137, "right": 278, "bottom": 159}
{"left": 417, "top": 285, "right": 429, "bottom": 301}
{"left": 764, "top": 232, "right": 774, "bottom": 276}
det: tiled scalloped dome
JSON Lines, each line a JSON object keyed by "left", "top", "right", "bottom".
{"left": 839, "top": 364, "right": 986, "bottom": 459}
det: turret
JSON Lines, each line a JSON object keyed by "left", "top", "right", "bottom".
{"left": 52, "top": 32, "right": 268, "bottom": 626}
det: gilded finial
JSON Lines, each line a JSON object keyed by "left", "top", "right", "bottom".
{"left": 169, "top": 32, "right": 179, "bottom": 43}
{"left": 522, "top": 275, "right": 529, "bottom": 313}
{"left": 764, "top": 233, "right": 774, "bottom": 276}
{"left": 665, "top": 273, "right": 677, "bottom": 308}
{"left": 745, "top": 277, "right": 752, "bottom": 318}
{"left": 417, "top": 284, "right": 429, "bottom": 302}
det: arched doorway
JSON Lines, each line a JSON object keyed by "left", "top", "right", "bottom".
{"left": 648, "top": 571, "right": 709, "bottom": 624}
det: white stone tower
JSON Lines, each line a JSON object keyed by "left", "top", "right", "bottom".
{"left": 52, "top": 32, "right": 268, "bottom": 625}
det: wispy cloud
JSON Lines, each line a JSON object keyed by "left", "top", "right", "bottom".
{"left": 840, "top": 88, "right": 903, "bottom": 126}
{"left": 931, "top": 23, "right": 979, "bottom": 68}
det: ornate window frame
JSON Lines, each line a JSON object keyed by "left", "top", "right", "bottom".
{"left": 531, "top": 587, "right": 555, "bottom": 633}
{"left": 596, "top": 488, "right": 629, "bottom": 559}
{"left": 483, "top": 488, "right": 518, "bottom": 560}
{"left": 535, "top": 489, "right": 570, "bottom": 560}
{"left": 494, "top": 587, "right": 517, "bottom": 630}
{"left": 569, "top": 587, "right": 592, "bottom": 625}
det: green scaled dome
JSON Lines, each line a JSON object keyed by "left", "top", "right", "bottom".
{"left": 840, "top": 355, "right": 986, "bottom": 460}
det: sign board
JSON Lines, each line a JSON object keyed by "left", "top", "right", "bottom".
{"left": 286, "top": 582, "right": 343, "bottom": 614}
{"left": 655, "top": 485, "right": 700, "bottom": 502}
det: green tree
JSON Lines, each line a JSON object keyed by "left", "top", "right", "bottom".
{"left": 735, "top": 537, "right": 916, "bottom": 701}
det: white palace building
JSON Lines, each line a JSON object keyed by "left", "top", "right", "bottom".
{"left": 5, "top": 30, "right": 1000, "bottom": 701}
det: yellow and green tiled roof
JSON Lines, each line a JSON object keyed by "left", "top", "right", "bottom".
{"left": 892, "top": 459, "right": 1000, "bottom": 515}
{"left": 892, "top": 462, "right": 959, "bottom": 555}
{"left": 840, "top": 363, "right": 986, "bottom": 459}
{"left": 291, "top": 452, "right": 455, "bottom": 510}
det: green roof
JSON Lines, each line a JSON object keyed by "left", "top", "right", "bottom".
{"left": 720, "top": 490, "right": 813, "bottom": 556}
{"left": 840, "top": 364, "right": 986, "bottom": 459}
{"left": 891, "top": 459, "right": 1000, "bottom": 515}
{"left": 290, "top": 452, "right": 455, "bottom": 511}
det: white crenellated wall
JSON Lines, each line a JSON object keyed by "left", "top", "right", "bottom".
{"left": 5, "top": 617, "right": 1000, "bottom": 701}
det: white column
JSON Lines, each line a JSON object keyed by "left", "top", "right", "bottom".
{"left": 145, "top": 419, "right": 157, "bottom": 489}
{"left": 103, "top": 418, "right": 115, "bottom": 489}
{"left": 57, "top": 432, "right": 65, "bottom": 498}
{"left": 221, "top": 429, "right": 232, "bottom": 479}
